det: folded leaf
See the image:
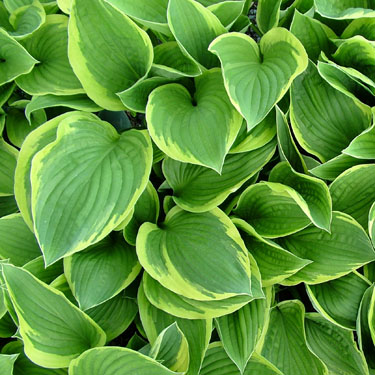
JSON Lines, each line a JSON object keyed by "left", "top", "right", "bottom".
{"left": 344, "top": 123, "right": 375, "bottom": 159}
{"left": 208, "top": 1, "right": 245, "bottom": 29}
{"left": 315, "top": 0, "right": 375, "bottom": 19}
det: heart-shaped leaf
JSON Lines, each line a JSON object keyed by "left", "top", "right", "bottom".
{"left": 209, "top": 27, "right": 308, "bottom": 130}
{"left": 146, "top": 69, "right": 242, "bottom": 172}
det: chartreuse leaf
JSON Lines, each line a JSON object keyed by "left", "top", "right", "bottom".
{"left": 330, "top": 164, "right": 375, "bottom": 227}
{"left": 138, "top": 282, "right": 211, "bottom": 375}
{"left": 69, "top": 347, "right": 177, "bottom": 375}
{"left": 1, "top": 264, "right": 106, "bottom": 368}
{"left": 306, "top": 272, "right": 371, "bottom": 329}
{"left": 0, "top": 29, "right": 37, "bottom": 85}
{"left": 209, "top": 28, "right": 308, "bottom": 130}
{"left": 233, "top": 219, "right": 310, "bottom": 286}
{"left": 137, "top": 206, "right": 251, "bottom": 301}
{"left": 163, "top": 139, "right": 275, "bottom": 213}
{"left": 0, "top": 353, "right": 18, "bottom": 375}
{"left": 0, "top": 214, "right": 41, "bottom": 266}
{"left": 64, "top": 232, "right": 141, "bottom": 310}
{"left": 16, "top": 15, "right": 83, "bottom": 95}
{"left": 31, "top": 116, "right": 152, "bottom": 265}
{"left": 370, "top": 203, "right": 375, "bottom": 246}
{"left": 200, "top": 342, "right": 284, "bottom": 375}
{"left": 315, "top": 0, "right": 375, "bottom": 19}
{"left": 68, "top": 0, "right": 153, "bottom": 110}
{"left": 290, "top": 61, "right": 372, "bottom": 162}
{"left": 146, "top": 69, "right": 242, "bottom": 173}
{"left": 57, "top": 0, "right": 71, "bottom": 13}
{"left": 167, "top": 0, "right": 226, "bottom": 69}
{"left": 256, "top": 0, "right": 282, "bottom": 34}
{"left": 233, "top": 182, "right": 312, "bottom": 238}
{"left": 269, "top": 161, "right": 332, "bottom": 231}
{"left": 149, "top": 323, "right": 189, "bottom": 373}
{"left": 215, "top": 289, "right": 272, "bottom": 373}
{"left": 15, "top": 111, "right": 98, "bottom": 231}
{"left": 25, "top": 94, "right": 102, "bottom": 123}
{"left": 208, "top": 1, "right": 245, "bottom": 29}
{"left": 0, "top": 138, "right": 18, "bottom": 197}
{"left": 305, "top": 313, "right": 369, "bottom": 375}
{"left": 290, "top": 10, "right": 336, "bottom": 61}
{"left": 344, "top": 124, "right": 375, "bottom": 159}
{"left": 124, "top": 182, "right": 159, "bottom": 246}
{"left": 279, "top": 212, "right": 375, "bottom": 285}
{"left": 261, "top": 300, "right": 327, "bottom": 375}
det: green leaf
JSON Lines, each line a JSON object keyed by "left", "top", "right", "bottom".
{"left": 256, "top": 0, "right": 282, "bottom": 34}
{"left": 306, "top": 272, "right": 371, "bottom": 329}
{"left": 3, "top": 0, "right": 56, "bottom": 13}
{"left": 305, "top": 313, "right": 369, "bottom": 375}
{"left": 290, "top": 61, "right": 372, "bottom": 162}
{"left": 233, "top": 219, "right": 311, "bottom": 286}
{"left": 146, "top": 69, "right": 242, "bottom": 173}
{"left": 1, "top": 264, "right": 106, "bottom": 368}
{"left": 163, "top": 139, "right": 276, "bottom": 213}
{"left": 330, "top": 164, "right": 375, "bottom": 227}
{"left": 0, "top": 213, "right": 41, "bottom": 266}
{"left": 261, "top": 300, "right": 327, "bottom": 375}
{"left": 0, "top": 354, "right": 18, "bottom": 375}
{"left": 124, "top": 182, "right": 159, "bottom": 246}
{"left": 138, "top": 282, "right": 212, "bottom": 375}
{"left": 149, "top": 323, "right": 189, "bottom": 373}
{"left": 15, "top": 15, "right": 83, "bottom": 95}
{"left": 233, "top": 182, "right": 312, "bottom": 238}
{"left": 69, "top": 347, "right": 177, "bottom": 375}
{"left": 278, "top": 211, "right": 375, "bottom": 285}
{"left": 290, "top": 10, "right": 336, "bottom": 61}
{"left": 209, "top": 28, "right": 308, "bottom": 130}
{"left": 23, "top": 256, "right": 63, "bottom": 284}
{"left": 0, "top": 196, "right": 18, "bottom": 218}
{"left": 342, "top": 17, "right": 375, "bottom": 40}
{"left": 57, "top": 0, "right": 71, "bottom": 13}
{"left": 0, "top": 28, "right": 37, "bottom": 85}
{"left": 31, "top": 116, "right": 152, "bottom": 265}
{"left": 137, "top": 206, "right": 251, "bottom": 301}
{"left": 0, "top": 138, "right": 18, "bottom": 196}
{"left": 167, "top": 0, "right": 226, "bottom": 69}
{"left": 315, "top": 0, "right": 375, "bottom": 19}
{"left": 208, "top": 1, "right": 245, "bottom": 29}
{"left": 269, "top": 161, "right": 332, "bottom": 231}
{"left": 25, "top": 94, "right": 102, "bottom": 123}
{"left": 68, "top": 0, "right": 153, "bottom": 110}
{"left": 64, "top": 232, "right": 141, "bottom": 310}
{"left": 344, "top": 123, "right": 375, "bottom": 159}
{"left": 370, "top": 202, "right": 375, "bottom": 246}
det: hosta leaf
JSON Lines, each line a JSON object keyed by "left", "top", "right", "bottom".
{"left": 64, "top": 232, "right": 141, "bottom": 310}
{"left": 261, "top": 300, "right": 327, "bottom": 375}
{"left": 279, "top": 212, "right": 375, "bottom": 285}
{"left": 290, "top": 61, "right": 372, "bottom": 162}
{"left": 149, "top": 323, "right": 189, "bottom": 373}
{"left": 49, "top": 274, "right": 76, "bottom": 305}
{"left": 124, "top": 182, "right": 159, "bottom": 246}
{"left": 0, "top": 214, "right": 41, "bottom": 266}
{"left": 69, "top": 347, "right": 177, "bottom": 375}
{"left": 370, "top": 203, "right": 375, "bottom": 246}
{"left": 269, "top": 161, "right": 332, "bottom": 231}
{"left": 1, "top": 264, "right": 106, "bottom": 368}
{"left": 0, "top": 196, "right": 18, "bottom": 218}
{"left": 0, "top": 28, "right": 37, "bottom": 85}
{"left": 137, "top": 206, "right": 251, "bottom": 301}
{"left": 233, "top": 182, "right": 312, "bottom": 238}
{"left": 215, "top": 290, "right": 271, "bottom": 373}
{"left": 306, "top": 272, "right": 371, "bottom": 329}
{"left": 315, "top": 0, "right": 375, "bottom": 19}
{"left": 68, "top": 0, "right": 153, "bottom": 110}
{"left": 3, "top": 0, "right": 56, "bottom": 13}
{"left": 0, "top": 138, "right": 18, "bottom": 197}
{"left": 208, "top": 1, "right": 245, "bottom": 29}
{"left": 163, "top": 139, "right": 276, "bottom": 213}
{"left": 344, "top": 124, "right": 375, "bottom": 159}
{"left": 23, "top": 256, "right": 63, "bottom": 284}
{"left": 233, "top": 219, "right": 311, "bottom": 286}
{"left": 256, "top": 0, "right": 282, "bottom": 34}
{"left": 25, "top": 94, "right": 102, "bottom": 123}
{"left": 57, "top": 0, "right": 71, "bottom": 13}
{"left": 146, "top": 69, "right": 242, "bottom": 172}
{"left": 15, "top": 111, "right": 98, "bottom": 230}
{"left": 305, "top": 314, "right": 369, "bottom": 375}
{"left": 209, "top": 28, "right": 308, "bottom": 130}
{"left": 16, "top": 15, "right": 83, "bottom": 95}
{"left": 167, "top": 0, "right": 226, "bottom": 69}
{"left": 330, "top": 164, "right": 375, "bottom": 227}
{"left": 138, "top": 282, "right": 211, "bottom": 375}
{"left": 31, "top": 116, "right": 152, "bottom": 265}
{"left": 200, "top": 343, "right": 284, "bottom": 375}
{"left": 342, "top": 18, "right": 375, "bottom": 40}
{"left": 0, "top": 354, "right": 18, "bottom": 375}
